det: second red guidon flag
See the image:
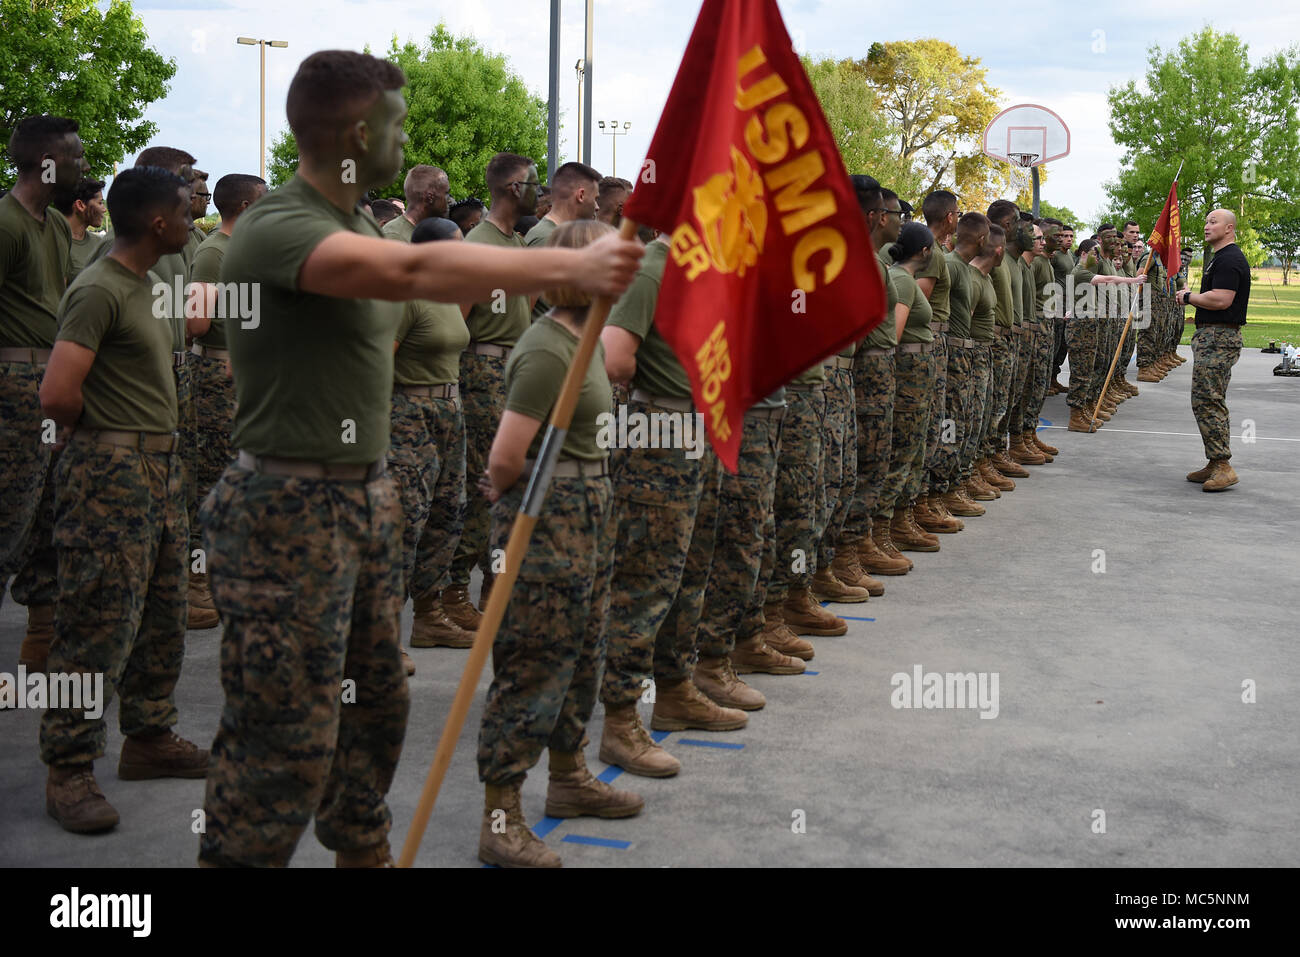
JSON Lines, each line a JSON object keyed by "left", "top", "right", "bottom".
{"left": 623, "top": 0, "right": 886, "bottom": 471}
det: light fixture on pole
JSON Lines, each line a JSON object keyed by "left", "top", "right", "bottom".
{"left": 597, "top": 120, "right": 630, "bottom": 178}
{"left": 237, "top": 37, "right": 289, "bottom": 181}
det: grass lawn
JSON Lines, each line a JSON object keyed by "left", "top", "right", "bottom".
{"left": 1178, "top": 267, "right": 1300, "bottom": 349}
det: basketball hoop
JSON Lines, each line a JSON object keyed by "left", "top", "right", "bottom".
{"left": 1008, "top": 152, "right": 1039, "bottom": 168}
{"left": 981, "top": 105, "right": 1071, "bottom": 217}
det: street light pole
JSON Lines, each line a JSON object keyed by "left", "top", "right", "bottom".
{"left": 597, "top": 120, "right": 631, "bottom": 178}
{"left": 238, "top": 37, "right": 288, "bottom": 181}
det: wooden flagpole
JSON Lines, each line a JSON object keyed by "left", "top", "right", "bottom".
{"left": 397, "top": 217, "right": 640, "bottom": 868}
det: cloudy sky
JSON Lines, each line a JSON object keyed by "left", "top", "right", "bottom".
{"left": 113, "top": 0, "right": 1294, "bottom": 225}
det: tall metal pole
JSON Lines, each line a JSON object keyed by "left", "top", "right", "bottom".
{"left": 1031, "top": 166, "right": 1040, "bottom": 218}
{"left": 259, "top": 41, "right": 266, "bottom": 181}
{"left": 582, "top": 0, "right": 593, "bottom": 165}
{"left": 546, "top": 0, "right": 560, "bottom": 179}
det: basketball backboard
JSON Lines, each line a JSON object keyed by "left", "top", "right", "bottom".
{"left": 982, "top": 104, "right": 1071, "bottom": 168}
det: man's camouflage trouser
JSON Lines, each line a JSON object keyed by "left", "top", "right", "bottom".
{"left": 198, "top": 465, "right": 408, "bottom": 866}
{"left": 193, "top": 352, "right": 236, "bottom": 539}
{"left": 176, "top": 360, "right": 201, "bottom": 555}
{"left": 922, "top": 335, "right": 948, "bottom": 495}
{"left": 965, "top": 342, "right": 993, "bottom": 477}
{"left": 601, "top": 398, "right": 710, "bottom": 707}
{"left": 768, "top": 384, "right": 825, "bottom": 604}
{"left": 876, "top": 349, "right": 936, "bottom": 519}
{"left": 0, "top": 358, "right": 57, "bottom": 608}
{"left": 451, "top": 350, "right": 507, "bottom": 588}
{"left": 696, "top": 407, "right": 782, "bottom": 657}
{"left": 1006, "top": 328, "right": 1031, "bottom": 443}
{"left": 389, "top": 391, "right": 466, "bottom": 603}
{"left": 1018, "top": 325, "right": 1053, "bottom": 433}
{"left": 844, "top": 350, "right": 894, "bottom": 540}
{"left": 39, "top": 439, "right": 187, "bottom": 766}
{"left": 1139, "top": 284, "right": 1181, "bottom": 368}
{"left": 1066, "top": 318, "right": 1099, "bottom": 411}
{"left": 478, "top": 472, "right": 614, "bottom": 784}
{"left": 983, "top": 333, "right": 1016, "bottom": 457}
{"left": 1191, "top": 325, "right": 1242, "bottom": 462}
{"left": 817, "top": 364, "right": 856, "bottom": 569}
{"left": 931, "top": 337, "right": 972, "bottom": 492}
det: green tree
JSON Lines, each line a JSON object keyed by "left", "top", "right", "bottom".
{"left": 1035, "top": 200, "right": 1084, "bottom": 228}
{"left": 802, "top": 56, "right": 922, "bottom": 201}
{"left": 1259, "top": 214, "right": 1300, "bottom": 283}
{"left": 1106, "top": 28, "right": 1300, "bottom": 260}
{"left": 854, "top": 39, "right": 1007, "bottom": 210}
{"left": 264, "top": 24, "right": 548, "bottom": 201}
{"left": 0, "top": 0, "right": 176, "bottom": 187}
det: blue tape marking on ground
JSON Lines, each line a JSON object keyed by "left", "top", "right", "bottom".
{"left": 1038, "top": 416, "right": 1053, "bottom": 430}
{"left": 676, "top": 738, "right": 745, "bottom": 750}
{"left": 650, "top": 729, "right": 671, "bottom": 743}
{"left": 561, "top": 834, "right": 632, "bottom": 849}
{"left": 803, "top": 670, "right": 819, "bottom": 675}
{"left": 596, "top": 764, "right": 624, "bottom": 784}
{"left": 532, "top": 815, "right": 564, "bottom": 840}
{"left": 838, "top": 615, "right": 875, "bottom": 621}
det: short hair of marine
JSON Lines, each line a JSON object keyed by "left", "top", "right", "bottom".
{"left": 213, "top": 173, "right": 267, "bottom": 219}
{"left": 53, "top": 178, "right": 105, "bottom": 216}
{"left": 955, "top": 211, "right": 990, "bottom": 245}
{"left": 485, "top": 152, "right": 535, "bottom": 199}
{"left": 543, "top": 219, "right": 616, "bottom": 310}
{"left": 7, "top": 115, "right": 80, "bottom": 173}
{"left": 107, "top": 166, "right": 189, "bottom": 241}
{"left": 552, "top": 162, "right": 602, "bottom": 197}
{"left": 850, "top": 174, "right": 883, "bottom": 216}
{"left": 410, "top": 217, "right": 462, "bottom": 243}
{"left": 135, "top": 146, "right": 196, "bottom": 175}
{"left": 922, "top": 190, "right": 958, "bottom": 227}
{"left": 286, "top": 50, "right": 406, "bottom": 155}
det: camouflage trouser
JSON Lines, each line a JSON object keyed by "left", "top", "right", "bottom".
{"left": 923, "top": 336, "right": 948, "bottom": 494}
{"left": 1006, "top": 329, "right": 1031, "bottom": 443}
{"left": 1092, "top": 316, "right": 1118, "bottom": 397}
{"left": 1066, "top": 318, "right": 1099, "bottom": 411}
{"left": 193, "top": 352, "right": 236, "bottom": 528}
{"left": 982, "top": 334, "right": 1015, "bottom": 457}
{"left": 768, "top": 385, "right": 825, "bottom": 604}
{"left": 198, "top": 466, "right": 408, "bottom": 866}
{"left": 876, "top": 350, "right": 936, "bottom": 518}
{"left": 0, "top": 359, "right": 57, "bottom": 607}
{"left": 965, "top": 342, "right": 993, "bottom": 477}
{"left": 478, "top": 474, "right": 614, "bottom": 784}
{"left": 1168, "top": 294, "right": 1189, "bottom": 353}
{"left": 601, "top": 401, "right": 709, "bottom": 707}
{"left": 389, "top": 392, "right": 466, "bottom": 603}
{"left": 817, "top": 365, "right": 856, "bottom": 568}
{"left": 176, "top": 361, "right": 200, "bottom": 554}
{"left": 451, "top": 351, "right": 507, "bottom": 587}
{"left": 1018, "top": 326, "right": 1053, "bottom": 433}
{"left": 931, "top": 338, "right": 971, "bottom": 491}
{"left": 696, "top": 409, "right": 782, "bottom": 657}
{"left": 1190, "top": 326, "right": 1242, "bottom": 461}
{"left": 1052, "top": 316, "right": 1068, "bottom": 377}
{"left": 843, "top": 351, "right": 894, "bottom": 540}
{"left": 1118, "top": 316, "right": 1137, "bottom": 373}
{"left": 656, "top": 450, "right": 721, "bottom": 669}
{"left": 1139, "top": 286, "right": 1180, "bottom": 367}
{"left": 39, "top": 440, "right": 187, "bottom": 766}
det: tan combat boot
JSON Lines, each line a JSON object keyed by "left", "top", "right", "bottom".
{"left": 941, "top": 488, "right": 984, "bottom": 518}
{"left": 118, "top": 730, "right": 210, "bottom": 780}
{"left": 1094, "top": 407, "right": 1113, "bottom": 422}
{"left": 400, "top": 650, "right": 415, "bottom": 676}
{"left": 830, "top": 542, "right": 884, "bottom": 596}
{"left": 1120, "top": 377, "right": 1139, "bottom": 396}
{"left": 1030, "top": 431, "right": 1059, "bottom": 457}
{"left": 1067, "top": 409, "right": 1097, "bottom": 433}
{"left": 19, "top": 604, "right": 55, "bottom": 671}
{"left": 810, "top": 566, "right": 870, "bottom": 604}
{"left": 545, "top": 749, "right": 644, "bottom": 819}
{"left": 992, "top": 450, "right": 1029, "bottom": 479}
{"left": 651, "top": 677, "right": 748, "bottom": 731}
{"left": 336, "top": 841, "right": 394, "bottom": 867}
{"left": 914, "top": 495, "right": 962, "bottom": 534}
{"left": 694, "top": 655, "right": 766, "bottom": 710}
{"left": 187, "top": 574, "right": 220, "bottom": 630}
{"left": 1202, "top": 459, "right": 1238, "bottom": 492}
{"left": 783, "top": 587, "right": 846, "bottom": 637}
{"left": 410, "top": 593, "right": 474, "bottom": 648}
{"left": 871, "top": 520, "right": 914, "bottom": 570}
{"left": 1009, "top": 435, "right": 1045, "bottom": 465}
{"left": 859, "top": 523, "right": 911, "bottom": 576}
{"left": 47, "top": 764, "right": 119, "bottom": 834}
{"left": 599, "top": 702, "right": 680, "bottom": 776}
{"left": 980, "top": 460, "right": 1014, "bottom": 492}
{"left": 1137, "top": 365, "right": 1160, "bottom": 382}
{"left": 441, "top": 583, "right": 482, "bottom": 632}
{"left": 890, "top": 510, "right": 939, "bottom": 552}
{"left": 479, "top": 779, "right": 561, "bottom": 868}
{"left": 730, "top": 635, "right": 805, "bottom": 675}
{"left": 1186, "top": 461, "right": 1214, "bottom": 483}
{"left": 761, "top": 602, "right": 817, "bottom": 658}
{"left": 964, "top": 473, "right": 998, "bottom": 501}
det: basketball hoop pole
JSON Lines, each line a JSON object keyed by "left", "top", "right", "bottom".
{"left": 1032, "top": 166, "right": 1040, "bottom": 217}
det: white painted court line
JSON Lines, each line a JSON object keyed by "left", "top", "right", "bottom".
{"left": 1042, "top": 426, "right": 1300, "bottom": 442}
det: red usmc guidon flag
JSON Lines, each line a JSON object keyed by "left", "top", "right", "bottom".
{"left": 1147, "top": 178, "right": 1181, "bottom": 279}
{"left": 623, "top": 0, "right": 886, "bottom": 471}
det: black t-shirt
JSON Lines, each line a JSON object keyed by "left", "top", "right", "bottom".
{"left": 1195, "top": 243, "right": 1250, "bottom": 327}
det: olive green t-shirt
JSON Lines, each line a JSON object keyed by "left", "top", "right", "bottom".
{"left": 862, "top": 248, "right": 899, "bottom": 350}
{"left": 68, "top": 231, "right": 105, "bottom": 282}
{"left": 504, "top": 315, "right": 610, "bottom": 462}
{"left": 915, "top": 246, "right": 950, "bottom": 325}
{"left": 889, "top": 266, "right": 934, "bottom": 344}
{"left": 991, "top": 257, "right": 1016, "bottom": 328}
{"left": 524, "top": 217, "right": 560, "bottom": 319}
{"left": 751, "top": 388, "right": 785, "bottom": 411}
{"left": 792, "top": 362, "right": 827, "bottom": 386}
{"left": 1017, "top": 257, "right": 1035, "bottom": 325}
{"left": 945, "top": 251, "right": 973, "bottom": 339}
{"left": 0, "top": 193, "right": 71, "bottom": 347}
{"left": 1071, "top": 253, "right": 1116, "bottom": 286}
{"left": 381, "top": 214, "right": 415, "bottom": 243}
{"left": 222, "top": 174, "right": 402, "bottom": 463}
{"left": 394, "top": 299, "right": 469, "bottom": 386}
{"left": 970, "top": 267, "right": 996, "bottom": 341}
{"left": 189, "top": 229, "right": 230, "bottom": 348}
{"left": 464, "top": 219, "right": 530, "bottom": 346}
{"left": 1050, "top": 250, "right": 1075, "bottom": 292}
{"left": 607, "top": 240, "right": 691, "bottom": 399}
{"left": 55, "top": 256, "right": 176, "bottom": 432}
{"left": 1031, "top": 255, "right": 1053, "bottom": 319}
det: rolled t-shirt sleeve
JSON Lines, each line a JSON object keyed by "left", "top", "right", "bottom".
{"left": 55, "top": 283, "right": 116, "bottom": 353}
{"left": 190, "top": 243, "right": 223, "bottom": 284}
{"left": 505, "top": 348, "right": 567, "bottom": 423}
{"left": 606, "top": 272, "right": 657, "bottom": 341}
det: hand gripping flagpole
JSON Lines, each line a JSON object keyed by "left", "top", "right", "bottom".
{"left": 398, "top": 217, "right": 640, "bottom": 868}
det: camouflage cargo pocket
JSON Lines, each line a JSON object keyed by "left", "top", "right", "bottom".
{"left": 212, "top": 575, "right": 312, "bottom": 725}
